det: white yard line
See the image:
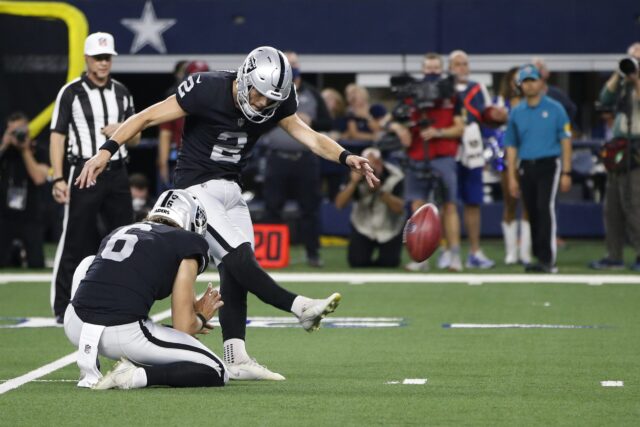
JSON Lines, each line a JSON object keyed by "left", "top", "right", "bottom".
{"left": 2, "top": 272, "right": 640, "bottom": 285}
{"left": 443, "top": 323, "right": 603, "bottom": 329}
{"left": 0, "top": 379, "right": 76, "bottom": 383}
{"left": 0, "top": 306, "right": 174, "bottom": 395}
{"left": 0, "top": 354, "right": 78, "bottom": 394}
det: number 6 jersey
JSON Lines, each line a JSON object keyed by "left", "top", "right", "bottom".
{"left": 173, "top": 71, "right": 298, "bottom": 188}
{"left": 72, "top": 222, "right": 209, "bottom": 326}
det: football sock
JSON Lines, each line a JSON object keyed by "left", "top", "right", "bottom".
{"left": 222, "top": 243, "right": 297, "bottom": 312}
{"left": 519, "top": 220, "right": 532, "bottom": 263}
{"left": 224, "top": 338, "right": 249, "bottom": 365}
{"left": 144, "top": 362, "right": 225, "bottom": 387}
{"left": 218, "top": 263, "right": 248, "bottom": 341}
{"left": 291, "top": 296, "right": 312, "bottom": 318}
{"left": 502, "top": 221, "right": 518, "bottom": 262}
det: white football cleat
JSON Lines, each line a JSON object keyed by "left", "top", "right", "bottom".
{"left": 227, "top": 358, "right": 285, "bottom": 381}
{"left": 92, "top": 358, "right": 139, "bottom": 390}
{"left": 298, "top": 293, "right": 341, "bottom": 332}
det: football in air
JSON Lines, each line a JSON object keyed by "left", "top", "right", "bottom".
{"left": 403, "top": 203, "right": 441, "bottom": 262}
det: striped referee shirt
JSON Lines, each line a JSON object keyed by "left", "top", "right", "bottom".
{"left": 50, "top": 73, "right": 135, "bottom": 161}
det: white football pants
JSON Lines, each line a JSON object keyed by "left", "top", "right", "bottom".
{"left": 64, "top": 259, "right": 227, "bottom": 382}
{"left": 187, "top": 179, "right": 254, "bottom": 265}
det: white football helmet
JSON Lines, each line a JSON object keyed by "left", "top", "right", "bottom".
{"left": 237, "top": 46, "right": 292, "bottom": 123}
{"left": 148, "top": 190, "right": 207, "bottom": 237}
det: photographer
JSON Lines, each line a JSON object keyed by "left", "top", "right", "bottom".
{"left": 395, "top": 53, "right": 464, "bottom": 271}
{"left": 335, "top": 147, "right": 405, "bottom": 268}
{"left": 590, "top": 42, "right": 640, "bottom": 271}
{"left": 0, "top": 112, "right": 49, "bottom": 268}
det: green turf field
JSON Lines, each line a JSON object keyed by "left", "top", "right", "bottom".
{"left": 1, "top": 240, "right": 639, "bottom": 426}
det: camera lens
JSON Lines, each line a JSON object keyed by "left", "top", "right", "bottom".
{"left": 619, "top": 57, "right": 639, "bottom": 75}
{"left": 12, "top": 127, "right": 28, "bottom": 143}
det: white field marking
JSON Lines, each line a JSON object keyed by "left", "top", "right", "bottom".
{"left": 403, "top": 378, "right": 427, "bottom": 385}
{"left": 3, "top": 272, "right": 640, "bottom": 285}
{"left": 385, "top": 379, "right": 428, "bottom": 385}
{"left": 443, "top": 323, "right": 601, "bottom": 329}
{"left": 1, "top": 316, "right": 404, "bottom": 329}
{"left": 600, "top": 381, "right": 624, "bottom": 387}
{"left": 0, "top": 379, "right": 76, "bottom": 383}
{"left": 0, "top": 303, "right": 175, "bottom": 395}
{"left": 0, "top": 317, "right": 62, "bottom": 328}
{"left": 0, "top": 353, "right": 78, "bottom": 395}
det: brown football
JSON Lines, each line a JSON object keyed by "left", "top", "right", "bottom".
{"left": 403, "top": 203, "right": 441, "bottom": 262}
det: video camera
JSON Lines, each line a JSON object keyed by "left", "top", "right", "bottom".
{"left": 373, "top": 73, "right": 456, "bottom": 154}
{"left": 390, "top": 73, "right": 456, "bottom": 110}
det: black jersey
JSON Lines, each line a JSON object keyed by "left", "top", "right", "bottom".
{"left": 72, "top": 222, "right": 209, "bottom": 326}
{"left": 173, "top": 71, "right": 298, "bottom": 188}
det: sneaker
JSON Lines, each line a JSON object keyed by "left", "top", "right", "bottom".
{"left": 437, "top": 250, "right": 452, "bottom": 269}
{"left": 405, "top": 260, "right": 429, "bottom": 271}
{"left": 525, "top": 263, "right": 558, "bottom": 274}
{"left": 297, "top": 293, "right": 341, "bottom": 332}
{"left": 448, "top": 253, "right": 463, "bottom": 272}
{"left": 465, "top": 250, "right": 496, "bottom": 269}
{"left": 92, "top": 358, "right": 139, "bottom": 390}
{"left": 227, "top": 358, "right": 285, "bottom": 381}
{"left": 588, "top": 258, "right": 624, "bottom": 270}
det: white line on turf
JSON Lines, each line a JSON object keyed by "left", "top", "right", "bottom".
{"left": 403, "top": 378, "right": 427, "bottom": 384}
{"left": 443, "top": 323, "right": 603, "bottom": 329}
{"left": 385, "top": 378, "right": 428, "bottom": 385}
{"left": 0, "top": 305, "right": 174, "bottom": 395}
{"left": 600, "top": 381, "right": 624, "bottom": 387}
{"left": 0, "top": 316, "right": 404, "bottom": 329}
{"left": 0, "top": 353, "right": 77, "bottom": 395}
{"left": 0, "top": 379, "right": 76, "bottom": 383}
{"left": 2, "top": 272, "right": 640, "bottom": 285}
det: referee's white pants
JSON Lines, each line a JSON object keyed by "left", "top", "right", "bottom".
{"left": 64, "top": 305, "right": 227, "bottom": 382}
{"left": 188, "top": 180, "right": 254, "bottom": 266}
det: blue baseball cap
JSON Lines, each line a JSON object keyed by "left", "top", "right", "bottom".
{"left": 517, "top": 64, "right": 541, "bottom": 84}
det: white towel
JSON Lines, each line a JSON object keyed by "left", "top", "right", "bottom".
{"left": 76, "top": 323, "right": 105, "bottom": 388}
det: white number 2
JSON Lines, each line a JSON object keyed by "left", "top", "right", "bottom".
{"left": 177, "top": 75, "right": 194, "bottom": 98}
{"left": 101, "top": 223, "right": 152, "bottom": 262}
{"left": 210, "top": 132, "right": 248, "bottom": 164}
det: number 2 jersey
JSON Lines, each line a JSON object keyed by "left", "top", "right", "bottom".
{"left": 72, "top": 222, "right": 209, "bottom": 326}
{"left": 173, "top": 71, "right": 298, "bottom": 188}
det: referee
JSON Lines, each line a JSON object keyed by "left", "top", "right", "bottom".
{"left": 49, "top": 32, "right": 140, "bottom": 322}
{"left": 505, "top": 64, "right": 572, "bottom": 273}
